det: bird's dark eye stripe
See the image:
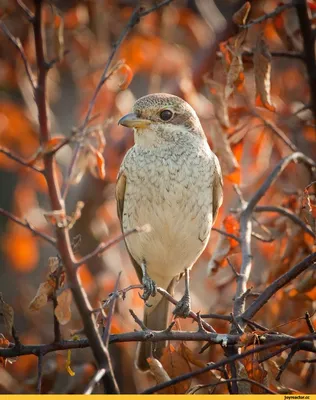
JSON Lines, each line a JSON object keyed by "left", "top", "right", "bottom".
{"left": 160, "top": 109, "right": 173, "bottom": 121}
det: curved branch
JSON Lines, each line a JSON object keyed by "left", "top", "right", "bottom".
{"left": 254, "top": 205, "right": 315, "bottom": 238}
{"left": 242, "top": 252, "right": 316, "bottom": 321}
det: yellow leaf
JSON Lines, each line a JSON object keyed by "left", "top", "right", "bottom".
{"left": 66, "top": 349, "right": 75, "bottom": 377}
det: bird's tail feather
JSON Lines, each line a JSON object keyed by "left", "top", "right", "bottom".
{"left": 136, "top": 278, "right": 176, "bottom": 371}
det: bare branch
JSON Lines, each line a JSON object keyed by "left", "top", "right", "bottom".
{"left": 254, "top": 205, "right": 315, "bottom": 239}
{"left": 242, "top": 252, "right": 316, "bottom": 321}
{"left": 32, "top": 0, "right": 119, "bottom": 393}
{"left": 142, "top": 334, "right": 316, "bottom": 394}
{"left": 75, "top": 226, "right": 147, "bottom": 268}
{"left": 0, "top": 21, "right": 36, "bottom": 89}
{"left": 0, "top": 147, "right": 43, "bottom": 173}
{"left": 102, "top": 272, "right": 121, "bottom": 346}
{"left": 212, "top": 227, "right": 241, "bottom": 243}
{"left": 0, "top": 208, "right": 56, "bottom": 245}
{"left": 37, "top": 352, "right": 43, "bottom": 394}
{"left": 241, "top": 2, "right": 295, "bottom": 29}
{"left": 84, "top": 368, "right": 106, "bottom": 395}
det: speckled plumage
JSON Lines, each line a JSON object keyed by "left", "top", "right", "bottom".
{"left": 116, "top": 93, "right": 223, "bottom": 370}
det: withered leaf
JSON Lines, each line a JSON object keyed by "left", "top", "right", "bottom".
{"left": 29, "top": 281, "right": 55, "bottom": 311}
{"left": 233, "top": 2, "right": 251, "bottom": 26}
{"left": 147, "top": 357, "right": 171, "bottom": 384}
{"left": 159, "top": 344, "right": 192, "bottom": 394}
{"left": 0, "top": 294, "right": 14, "bottom": 336}
{"left": 55, "top": 289, "right": 72, "bottom": 325}
{"left": 254, "top": 34, "right": 275, "bottom": 112}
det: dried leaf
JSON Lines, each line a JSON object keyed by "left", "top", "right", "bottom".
{"left": 147, "top": 357, "right": 171, "bottom": 384}
{"left": 209, "top": 121, "right": 239, "bottom": 176}
{"left": 0, "top": 294, "right": 14, "bottom": 336}
{"left": 233, "top": 2, "right": 251, "bottom": 26}
{"left": 159, "top": 344, "right": 192, "bottom": 394}
{"left": 48, "top": 256, "right": 59, "bottom": 273}
{"left": 29, "top": 281, "right": 55, "bottom": 311}
{"left": 67, "top": 201, "right": 85, "bottom": 230}
{"left": 225, "top": 50, "right": 244, "bottom": 99}
{"left": 44, "top": 209, "right": 67, "bottom": 228}
{"left": 117, "top": 63, "right": 133, "bottom": 91}
{"left": 93, "top": 149, "right": 106, "bottom": 180}
{"left": 236, "top": 361, "right": 252, "bottom": 393}
{"left": 254, "top": 34, "right": 275, "bottom": 112}
{"left": 55, "top": 289, "right": 72, "bottom": 325}
{"left": 204, "top": 78, "right": 230, "bottom": 128}
{"left": 241, "top": 353, "right": 268, "bottom": 394}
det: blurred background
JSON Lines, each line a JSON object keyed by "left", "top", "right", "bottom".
{"left": 0, "top": 0, "right": 315, "bottom": 394}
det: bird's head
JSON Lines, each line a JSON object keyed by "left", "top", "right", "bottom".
{"left": 118, "top": 93, "right": 205, "bottom": 148}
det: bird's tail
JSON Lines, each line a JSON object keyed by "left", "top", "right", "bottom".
{"left": 136, "top": 278, "right": 176, "bottom": 371}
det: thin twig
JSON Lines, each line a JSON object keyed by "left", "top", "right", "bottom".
{"left": 142, "top": 334, "right": 316, "bottom": 394}
{"left": 212, "top": 227, "right": 241, "bottom": 243}
{"left": 241, "top": 2, "right": 295, "bottom": 29}
{"left": 242, "top": 252, "right": 316, "bottom": 322}
{"left": 0, "top": 21, "right": 36, "bottom": 89}
{"left": 102, "top": 272, "right": 121, "bottom": 346}
{"left": 189, "top": 377, "right": 276, "bottom": 394}
{"left": 17, "top": 0, "right": 34, "bottom": 21}
{"left": 37, "top": 352, "right": 43, "bottom": 394}
{"left": 242, "top": 49, "right": 304, "bottom": 60}
{"left": 84, "top": 368, "right": 106, "bottom": 395}
{"left": 0, "top": 208, "right": 56, "bottom": 245}
{"left": 305, "top": 312, "right": 315, "bottom": 333}
{"left": 254, "top": 205, "right": 315, "bottom": 239}
{"left": 276, "top": 344, "right": 300, "bottom": 381}
{"left": 75, "top": 226, "right": 146, "bottom": 268}
{"left": 0, "top": 147, "right": 43, "bottom": 173}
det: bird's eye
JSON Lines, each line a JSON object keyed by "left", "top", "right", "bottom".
{"left": 159, "top": 109, "right": 173, "bottom": 121}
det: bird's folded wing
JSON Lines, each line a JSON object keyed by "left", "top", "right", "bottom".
{"left": 116, "top": 170, "right": 143, "bottom": 282}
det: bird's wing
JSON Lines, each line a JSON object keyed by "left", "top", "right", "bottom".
{"left": 212, "top": 158, "right": 224, "bottom": 222}
{"left": 116, "top": 170, "right": 143, "bottom": 283}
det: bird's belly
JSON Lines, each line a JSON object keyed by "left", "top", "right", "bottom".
{"left": 123, "top": 177, "right": 212, "bottom": 281}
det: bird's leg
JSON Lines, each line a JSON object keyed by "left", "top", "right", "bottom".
{"left": 173, "top": 268, "right": 191, "bottom": 318}
{"left": 140, "top": 260, "right": 157, "bottom": 302}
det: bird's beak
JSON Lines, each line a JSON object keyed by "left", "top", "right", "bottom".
{"left": 118, "top": 113, "right": 151, "bottom": 129}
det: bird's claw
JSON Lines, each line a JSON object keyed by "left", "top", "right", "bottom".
{"left": 173, "top": 293, "right": 191, "bottom": 318}
{"left": 140, "top": 274, "right": 157, "bottom": 302}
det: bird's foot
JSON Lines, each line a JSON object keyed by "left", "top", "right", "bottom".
{"left": 140, "top": 262, "right": 157, "bottom": 302}
{"left": 173, "top": 292, "right": 191, "bottom": 318}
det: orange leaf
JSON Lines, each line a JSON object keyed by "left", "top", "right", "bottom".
{"left": 159, "top": 344, "right": 192, "bottom": 394}
{"left": 117, "top": 64, "right": 133, "bottom": 91}
{"left": 55, "top": 289, "right": 72, "bottom": 325}
{"left": 94, "top": 150, "right": 106, "bottom": 180}
{"left": 233, "top": 2, "right": 251, "bottom": 25}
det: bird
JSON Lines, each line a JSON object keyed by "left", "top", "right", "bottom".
{"left": 116, "top": 93, "right": 223, "bottom": 371}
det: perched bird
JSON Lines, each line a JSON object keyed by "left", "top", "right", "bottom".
{"left": 116, "top": 93, "right": 223, "bottom": 371}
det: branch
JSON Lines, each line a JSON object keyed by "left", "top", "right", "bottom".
{"left": 241, "top": 2, "right": 295, "bottom": 29}
{"left": 75, "top": 226, "right": 147, "bottom": 268}
{"left": 62, "top": 0, "right": 175, "bottom": 199}
{"left": 242, "top": 252, "right": 316, "bottom": 321}
{"left": 243, "top": 49, "right": 304, "bottom": 60}
{"left": 0, "top": 208, "right": 56, "bottom": 245}
{"left": 0, "top": 147, "right": 43, "bottom": 173}
{"left": 142, "top": 334, "right": 316, "bottom": 394}
{"left": 234, "top": 152, "right": 316, "bottom": 327}
{"left": 189, "top": 377, "right": 276, "bottom": 394}
{"left": 295, "top": 0, "right": 316, "bottom": 121}
{"left": 254, "top": 205, "right": 315, "bottom": 239}
{"left": 0, "top": 21, "right": 36, "bottom": 89}
{"left": 1, "top": 331, "right": 315, "bottom": 358}
{"left": 32, "top": 0, "right": 119, "bottom": 393}
{"left": 84, "top": 368, "right": 106, "bottom": 395}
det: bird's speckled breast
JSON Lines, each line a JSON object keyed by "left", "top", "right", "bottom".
{"left": 121, "top": 140, "right": 216, "bottom": 283}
